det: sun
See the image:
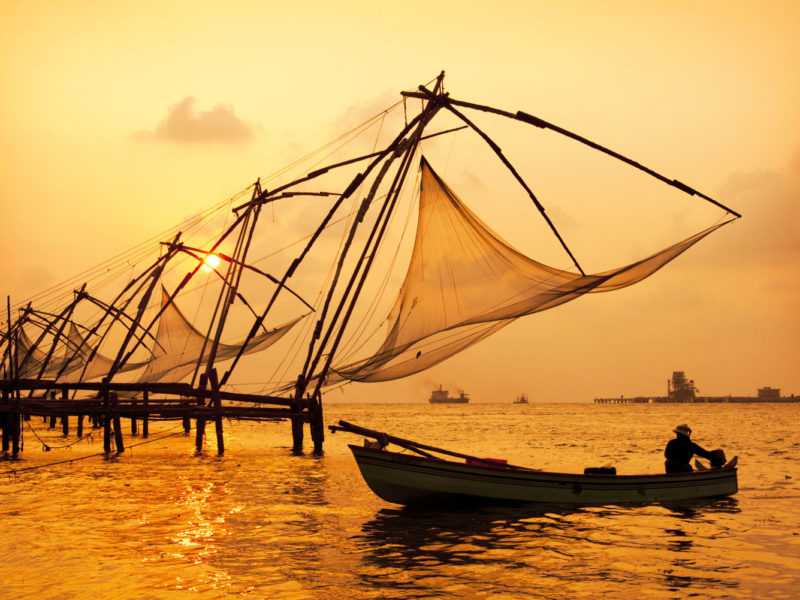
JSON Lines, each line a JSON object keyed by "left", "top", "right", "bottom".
{"left": 201, "top": 253, "right": 221, "bottom": 272}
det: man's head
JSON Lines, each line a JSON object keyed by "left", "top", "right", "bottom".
{"left": 674, "top": 424, "right": 692, "bottom": 438}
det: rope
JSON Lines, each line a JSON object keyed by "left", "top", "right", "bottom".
{"left": 25, "top": 418, "right": 96, "bottom": 451}
{"left": 3, "top": 187, "right": 250, "bottom": 320}
{"left": 0, "top": 424, "right": 187, "bottom": 479}
{"left": 335, "top": 169, "right": 422, "bottom": 363}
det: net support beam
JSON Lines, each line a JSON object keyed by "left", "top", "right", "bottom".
{"left": 401, "top": 91, "right": 741, "bottom": 219}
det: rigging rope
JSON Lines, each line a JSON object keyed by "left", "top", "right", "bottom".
{"left": 3, "top": 189, "right": 248, "bottom": 324}
{"left": 2, "top": 96, "right": 412, "bottom": 375}
{"left": 0, "top": 423, "right": 187, "bottom": 479}
{"left": 25, "top": 418, "right": 96, "bottom": 451}
{"left": 1, "top": 92, "right": 410, "bottom": 322}
{"left": 335, "top": 169, "right": 422, "bottom": 363}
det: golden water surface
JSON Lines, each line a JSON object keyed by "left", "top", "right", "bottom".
{"left": 1, "top": 403, "right": 798, "bottom": 599}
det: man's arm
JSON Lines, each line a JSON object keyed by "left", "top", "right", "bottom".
{"left": 692, "top": 443, "right": 722, "bottom": 466}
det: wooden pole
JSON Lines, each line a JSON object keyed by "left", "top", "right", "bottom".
{"left": 291, "top": 376, "right": 304, "bottom": 454}
{"left": 195, "top": 416, "right": 206, "bottom": 454}
{"left": 331, "top": 420, "right": 540, "bottom": 472}
{"left": 221, "top": 108, "right": 433, "bottom": 387}
{"left": 4, "top": 296, "right": 11, "bottom": 381}
{"left": 300, "top": 151, "right": 402, "bottom": 385}
{"left": 28, "top": 286, "right": 85, "bottom": 384}
{"left": 196, "top": 187, "right": 261, "bottom": 390}
{"left": 11, "top": 394, "right": 20, "bottom": 458}
{"left": 1, "top": 415, "right": 7, "bottom": 454}
{"left": 291, "top": 415, "right": 304, "bottom": 454}
{"left": 142, "top": 390, "right": 149, "bottom": 439}
{"left": 61, "top": 284, "right": 156, "bottom": 383}
{"left": 112, "top": 392, "right": 124, "bottom": 453}
{"left": 1, "top": 387, "right": 9, "bottom": 453}
{"left": 209, "top": 369, "right": 224, "bottom": 456}
{"left": 310, "top": 393, "right": 324, "bottom": 456}
{"left": 401, "top": 90, "right": 743, "bottom": 219}
{"left": 194, "top": 373, "right": 207, "bottom": 454}
{"left": 102, "top": 379, "right": 111, "bottom": 454}
{"left": 432, "top": 95, "right": 585, "bottom": 275}
{"left": 105, "top": 237, "right": 183, "bottom": 382}
{"left": 300, "top": 99, "right": 443, "bottom": 388}
{"left": 307, "top": 124, "right": 426, "bottom": 400}
{"left": 130, "top": 401, "right": 138, "bottom": 436}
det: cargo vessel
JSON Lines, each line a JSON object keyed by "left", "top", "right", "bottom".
{"left": 429, "top": 385, "right": 469, "bottom": 404}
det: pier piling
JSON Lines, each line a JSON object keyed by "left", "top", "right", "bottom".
{"left": 142, "top": 391, "right": 149, "bottom": 438}
{"left": 1, "top": 413, "right": 8, "bottom": 453}
{"left": 112, "top": 392, "right": 124, "bottom": 453}
{"left": 102, "top": 382, "right": 111, "bottom": 454}
{"left": 195, "top": 417, "right": 205, "bottom": 454}
{"left": 2, "top": 388, "right": 9, "bottom": 453}
{"left": 209, "top": 369, "right": 224, "bottom": 456}
{"left": 310, "top": 397, "right": 325, "bottom": 455}
{"left": 11, "top": 400, "right": 20, "bottom": 459}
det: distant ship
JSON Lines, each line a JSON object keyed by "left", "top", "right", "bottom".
{"left": 429, "top": 385, "right": 469, "bottom": 404}
{"left": 514, "top": 393, "right": 529, "bottom": 404}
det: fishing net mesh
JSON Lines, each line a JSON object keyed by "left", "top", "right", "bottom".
{"left": 17, "top": 289, "right": 302, "bottom": 384}
{"left": 137, "top": 288, "right": 302, "bottom": 383}
{"left": 330, "top": 158, "right": 726, "bottom": 383}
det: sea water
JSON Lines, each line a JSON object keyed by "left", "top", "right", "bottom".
{"left": 1, "top": 403, "right": 798, "bottom": 599}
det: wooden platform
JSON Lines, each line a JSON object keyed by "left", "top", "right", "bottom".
{"left": 0, "top": 373, "right": 322, "bottom": 458}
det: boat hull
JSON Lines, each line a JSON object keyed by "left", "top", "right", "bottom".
{"left": 349, "top": 445, "right": 738, "bottom": 506}
{"left": 428, "top": 398, "right": 468, "bottom": 404}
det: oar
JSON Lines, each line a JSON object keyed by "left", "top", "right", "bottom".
{"left": 329, "top": 420, "right": 540, "bottom": 471}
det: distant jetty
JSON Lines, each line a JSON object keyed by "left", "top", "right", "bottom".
{"left": 594, "top": 371, "right": 799, "bottom": 404}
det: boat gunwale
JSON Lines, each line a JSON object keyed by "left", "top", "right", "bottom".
{"left": 348, "top": 444, "right": 738, "bottom": 484}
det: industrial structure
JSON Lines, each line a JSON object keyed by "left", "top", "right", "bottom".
{"left": 594, "top": 371, "right": 797, "bottom": 404}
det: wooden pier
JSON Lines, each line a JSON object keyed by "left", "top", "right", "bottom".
{"left": 0, "top": 371, "right": 323, "bottom": 459}
{"left": 594, "top": 396, "right": 651, "bottom": 404}
{"left": 594, "top": 394, "right": 800, "bottom": 404}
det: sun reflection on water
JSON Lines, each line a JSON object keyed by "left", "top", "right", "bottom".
{"left": 1, "top": 405, "right": 798, "bottom": 599}
{"left": 171, "top": 483, "right": 227, "bottom": 562}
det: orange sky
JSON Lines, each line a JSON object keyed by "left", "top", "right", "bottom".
{"left": 1, "top": 1, "right": 798, "bottom": 402}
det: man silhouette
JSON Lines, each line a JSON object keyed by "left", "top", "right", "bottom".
{"left": 664, "top": 424, "right": 721, "bottom": 473}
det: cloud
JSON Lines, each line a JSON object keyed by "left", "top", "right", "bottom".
{"left": 332, "top": 90, "right": 399, "bottom": 133}
{"left": 135, "top": 97, "right": 254, "bottom": 144}
{"left": 327, "top": 90, "right": 407, "bottom": 155}
{"left": 699, "top": 157, "right": 800, "bottom": 268}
